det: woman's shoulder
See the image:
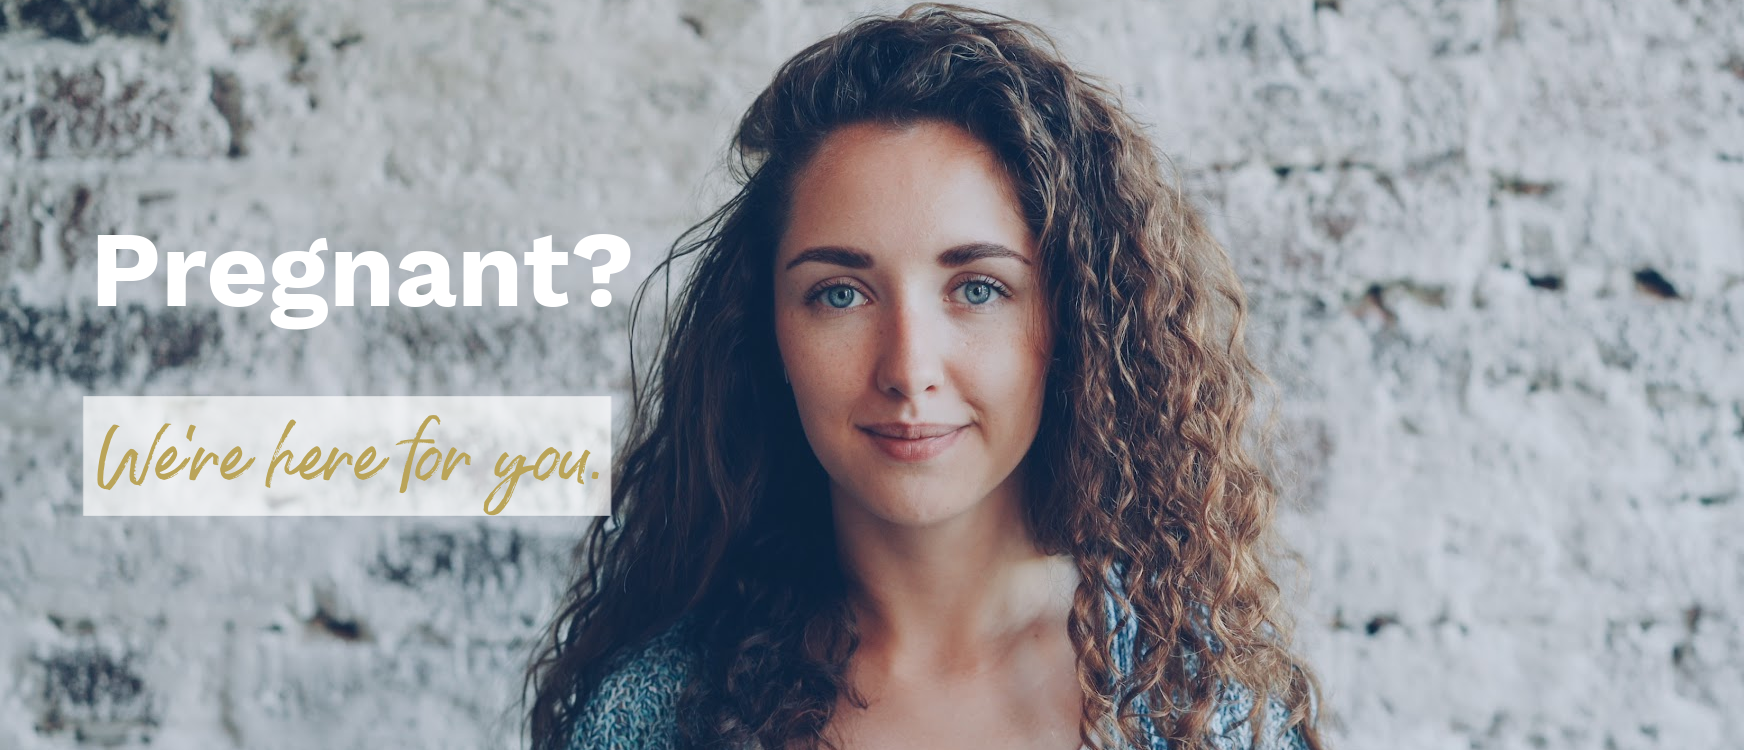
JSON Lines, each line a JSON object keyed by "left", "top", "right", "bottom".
{"left": 569, "top": 616, "right": 703, "bottom": 750}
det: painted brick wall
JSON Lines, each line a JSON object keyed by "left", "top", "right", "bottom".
{"left": 1, "top": 1, "right": 1739, "bottom": 748}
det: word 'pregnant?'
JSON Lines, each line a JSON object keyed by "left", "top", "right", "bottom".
{"left": 94, "top": 415, "right": 594, "bottom": 514}
{"left": 97, "top": 233, "right": 632, "bottom": 330}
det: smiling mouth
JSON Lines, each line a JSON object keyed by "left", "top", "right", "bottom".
{"left": 858, "top": 424, "right": 968, "bottom": 462}
{"left": 860, "top": 423, "right": 964, "bottom": 439}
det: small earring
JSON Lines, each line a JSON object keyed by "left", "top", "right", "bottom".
{"left": 782, "top": 369, "right": 790, "bottom": 384}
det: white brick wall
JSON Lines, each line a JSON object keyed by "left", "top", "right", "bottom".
{"left": 1, "top": 1, "right": 1739, "bottom": 748}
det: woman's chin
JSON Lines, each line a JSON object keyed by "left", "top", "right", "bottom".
{"left": 834, "top": 483, "right": 985, "bottom": 529}
{"left": 867, "top": 503, "right": 969, "bottom": 529}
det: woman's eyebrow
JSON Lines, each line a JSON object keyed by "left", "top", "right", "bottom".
{"left": 784, "top": 246, "right": 873, "bottom": 270}
{"left": 783, "top": 242, "right": 1032, "bottom": 271}
{"left": 938, "top": 242, "right": 1032, "bottom": 267}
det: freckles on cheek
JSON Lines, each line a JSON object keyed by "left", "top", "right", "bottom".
{"left": 777, "top": 311, "right": 830, "bottom": 387}
{"left": 774, "top": 299, "right": 813, "bottom": 350}
{"left": 794, "top": 330, "right": 875, "bottom": 406}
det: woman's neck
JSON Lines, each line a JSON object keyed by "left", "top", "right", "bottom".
{"left": 830, "top": 475, "right": 1079, "bottom": 679}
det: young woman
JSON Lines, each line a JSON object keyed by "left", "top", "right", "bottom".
{"left": 524, "top": 5, "right": 1326, "bottom": 749}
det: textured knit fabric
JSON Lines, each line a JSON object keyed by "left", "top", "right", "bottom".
{"left": 569, "top": 573, "right": 1312, "bottom": 750}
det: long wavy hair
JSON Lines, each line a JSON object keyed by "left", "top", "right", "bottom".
{"left": 524, "top": 5, "right": 1325, "bottom": 750}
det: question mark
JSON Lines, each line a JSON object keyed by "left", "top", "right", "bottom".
{"left": 572, "top": 234, "right": 631, "bottom": 307}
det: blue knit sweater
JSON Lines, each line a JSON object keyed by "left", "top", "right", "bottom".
{"left": 569, "top": 574, "right": 1313, "bottom": 749}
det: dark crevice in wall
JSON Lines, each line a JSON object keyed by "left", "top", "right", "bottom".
{"left": 19, "top": 0, "right": 85, "bottom": 42}
{"left": 1331, "top": 609, "right": 1405, "bottom": 637}
{"left": 370, "top": 524, "right": 529, "bottom": 594}
{"left": 208, "top": 69, "right": 249, "bottom": 158}
{"left": 7, "top": 0, "right": 172, "bottom": 43}
{"left": 307, "top": 604, "right": 369, "bottom": 642}
{"left": 1526, "top": 273, "right": 1563, "bottom": 291}
{"left": 33, "top": 643, "right": 159, "bottom": 744}
{"left": 1493, "top": 173, "right": 1557, "bottom": 197}
{"left": 0, "top": 293, "right": 225, "bottom": 387}
{"left": 1363, "top": 614, "right": 1399, "bottom": 635}
{"left": 1633, "top": 268, "right": 1681, "bottom": 299}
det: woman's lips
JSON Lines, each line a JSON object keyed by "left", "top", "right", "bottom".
{"left": 860, "top": 424, "right": 968, "bottom": 462}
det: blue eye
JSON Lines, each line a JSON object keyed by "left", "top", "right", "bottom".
{"left": 824, "top": 286, "right": 858, "bottom": 308}
{"left": 963, "top": 281, "right": 994, "bottom": 305}
{"left": 955, "top": 276, "right": 1011, "bottom": 306}
{"left": 808, "top": 283, "right": 864, "bottom": 309}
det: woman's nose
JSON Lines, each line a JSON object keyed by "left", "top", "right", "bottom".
{"left": 873, "top": 295, "right": 946, "bottom": 399}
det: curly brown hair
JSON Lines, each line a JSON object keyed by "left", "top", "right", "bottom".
{"left": 523, "top": 4, "right": 1326, "bottom": 749}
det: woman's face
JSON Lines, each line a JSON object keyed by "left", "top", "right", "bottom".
{"left": 773, "top": 120, "right": 1052, "bottom": 529}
